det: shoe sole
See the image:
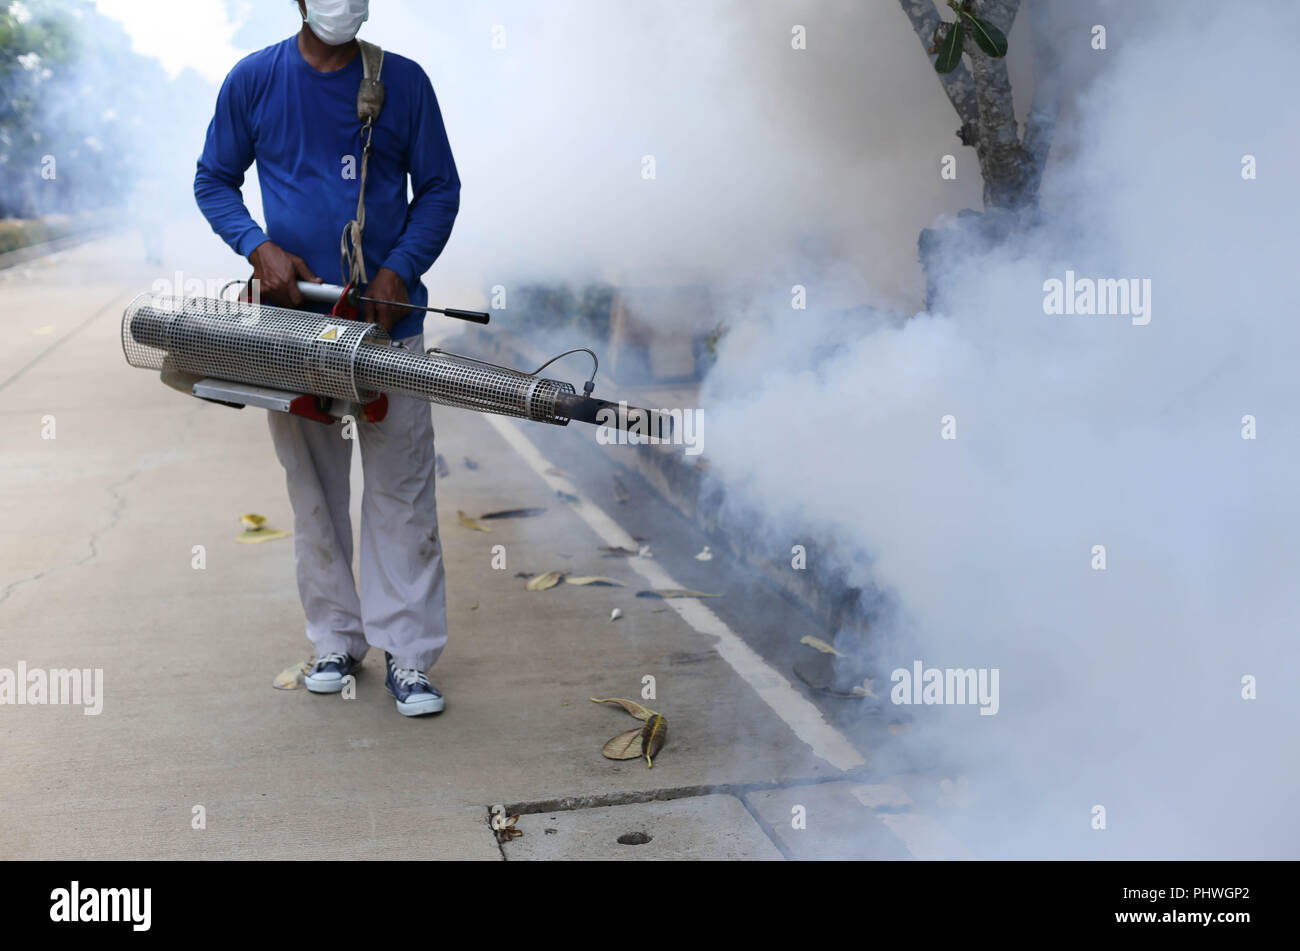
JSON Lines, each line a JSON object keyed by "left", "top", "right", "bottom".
{"left": 304, "top": 674, "right": 349, "bottom": 694}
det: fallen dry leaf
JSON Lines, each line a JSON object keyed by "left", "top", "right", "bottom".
{"left": 594, "top": 698, "right": 669, "bottom": 768}
{"left": 272, "top": 660, "right": 311, "bottom": 690}
{"left": 237, "top": 528, "right": 289, "bottom": 544}
{"left": 800, "top": 635, "right": 841, "bottom": 656}
{"left": 565, "top": 576, "right": 626, "bottom": 587}
{"left": 545, "top": 466, "right": 572, "bottom": 478}
{"left": 599, "top": 546, "right": 640, "bottom": 557}
{"left": 240, "top": 513, "right": 267, "bottom": 531}
{"left": 613, "top": 476, "right": 630, "bottom": 504}
{"left": 457, "top": 510, "right": 492, "bottom": 533}
{"left": 601, "top": 728, "right": 645, "bottom": 760}
{"left": 525, "top": 571, "right": 564, "bottom": 591}
{"left": 589, "top": 697, "right": 656, "bottom": 720}
{"left": 479, "top": 507, "right": 546, "bottom": 520}
{"left": 493, "top": 814, "right": 523, "bottom": 842}
{"left": 635, "top": 589, "right": 721, "bottom": 599}
{"left": 641, "top": 714, "right": 668, "bottom": 768}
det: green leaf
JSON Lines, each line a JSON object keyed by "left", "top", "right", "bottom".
{"left": 960, "top": 12, "right": 1008, "bottom": 57}
{"left": 935, "top": 21, "right": 964, "bottom": 74}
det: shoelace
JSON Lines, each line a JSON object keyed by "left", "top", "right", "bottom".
{"left": 391, "top": 665, "right": 431, "bottom": 691}
{"left": 316, "top": 651, "right": 349, "bottom": 669}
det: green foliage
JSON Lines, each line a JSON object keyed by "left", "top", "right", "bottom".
{"left": 0, "top": 208, "right": 106, "bottom": 253}
{"left": 960, "top": 10, "right": 1008, "bottom": 58}
{"left": 935, "top": 1, "right": 1008, "bottom": 74}
{"left": 934, "top": 19, "right": 964, "bottom": 74}
{"left": 0, "top": 0, "right": 176, "bottom": 217}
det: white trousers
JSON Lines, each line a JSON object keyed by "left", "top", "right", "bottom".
{"left": 267, "top": 333, "right": 448, "bottom": 671}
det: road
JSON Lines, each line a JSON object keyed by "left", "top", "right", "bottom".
{"left": 0, "top": 229, "right": 969, "bottom": 860}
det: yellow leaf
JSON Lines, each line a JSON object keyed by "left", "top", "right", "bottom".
{"left": 641, "top": 714, "right": 668, "bottom": 768}
{"left": 525, "top": 571, "right": 564, "bottom": 591}
{"left": 457, "top": 510, "right": 492, "bottom": 532}
{"left": 799, "top": 635, "right": 841, "bottom": 656}
{"left": 240, "top": 513, "right": 267, "bottom": 530}
{"left": 237, "top": 528, "right": 289, "bottom": 544}
{"left": 272, "top": 660, "right": 311, "bottom": 690}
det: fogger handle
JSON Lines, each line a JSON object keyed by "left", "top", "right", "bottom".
{"left": 295, "top": 281, "right": 345, "bottom": 305}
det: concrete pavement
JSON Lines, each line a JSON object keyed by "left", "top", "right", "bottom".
{"left": 0, "top": 231, "right": 969, "bottom": 859}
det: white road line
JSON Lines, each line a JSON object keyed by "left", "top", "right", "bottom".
{"left": 483, "top": 415, "right": 867, "bottom": 773}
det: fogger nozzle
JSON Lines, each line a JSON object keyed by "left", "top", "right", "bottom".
{"left": 120, "top": 293, "right": 667, "bottom": 432}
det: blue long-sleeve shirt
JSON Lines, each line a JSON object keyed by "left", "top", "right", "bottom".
{"left": 194, "top": 36, "right": 460, "bottom": 340}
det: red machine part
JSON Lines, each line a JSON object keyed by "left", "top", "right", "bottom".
{"left": 240, "top": 278, "right": 389, "bottom": 424}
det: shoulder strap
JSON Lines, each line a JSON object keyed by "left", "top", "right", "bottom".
{"left": 342, "top": 40, "right": 386, "bottom": 288}
{"left": 356, "top": 40, "right": 385, "bottom": 123}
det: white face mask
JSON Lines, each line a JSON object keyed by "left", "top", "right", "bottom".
{"left": 303, "top": 0, "right": 369, "bottom": 46}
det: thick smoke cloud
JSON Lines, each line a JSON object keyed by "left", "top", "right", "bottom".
{"left": 702, "top": 0, "right": 1300, "bottom": 858}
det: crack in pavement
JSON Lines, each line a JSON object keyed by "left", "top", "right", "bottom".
{"left": 0, "top": 466, "right": 141, "bottom": 608}
{"left": 1, "top": 354, "right": 212, "bottom": 607}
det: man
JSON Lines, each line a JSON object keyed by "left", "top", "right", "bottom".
{"left": 194, "top": 0, "right": 460, "bottom": 716}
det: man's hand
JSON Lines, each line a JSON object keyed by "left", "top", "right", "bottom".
{"left": 248, "top": 240, "right": 320, "bottom": 308}
{"left": 363, "top": 268, "right": 410, "bottom": 333}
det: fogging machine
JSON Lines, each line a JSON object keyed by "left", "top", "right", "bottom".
{"left": 120, "top": 280, "right": 666, "bottom": 433}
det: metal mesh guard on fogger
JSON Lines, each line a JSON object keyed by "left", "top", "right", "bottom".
{"left": 122, "top": 293, "right": 575, "bottom": 423}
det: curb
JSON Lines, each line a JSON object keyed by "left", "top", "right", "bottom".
{"left": 455, "top": 323, "right": 875, "bottom": 641}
